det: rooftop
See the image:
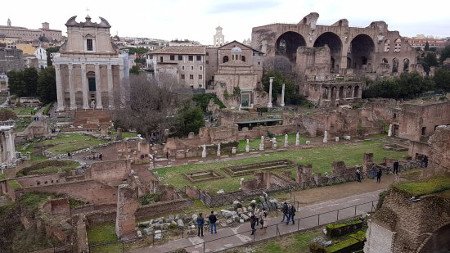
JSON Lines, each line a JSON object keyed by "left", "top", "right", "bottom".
{"left": 151, "top": 46, "right": 206, "bottom": 55}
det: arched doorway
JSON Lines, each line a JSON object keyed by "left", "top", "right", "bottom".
{"left": 339, "top": 86, "right": 344, "bottom": 99}
{"left": 87, "top": 71, "right": 96, "bottom": 108}
{"left": 403, "top": 58, "right": 410, "bottom": 72}
{"left": 314, "top": 32, "right": 342, "bottom": 73}
{"left": 354, "top": 85, "right": 360, "bottom": 98}
{"left": 418, "top": 224, "right": 450, "bottom": 252}
{"left": 331, "top": 86, "right": 336, "bottom": 100}
{"left": 275, "top": 31, "right": 306, "bottom": 62}
{"left": 348, "top": 34, "right": 375, "bottom": 71}
{"left": 392, "top": 58, "right": 399, "bottom": 73}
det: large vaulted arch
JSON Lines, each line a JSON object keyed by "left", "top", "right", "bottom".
{"left": 313, "top": 32, "right": 342, "bottom": 72}
{"left": 275, "top": 31, "right": 306, "bottom": 63}
{"left": 348, "top": 34, "right": 375, "bottom": 71}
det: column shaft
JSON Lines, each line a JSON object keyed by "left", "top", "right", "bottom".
{"left": 107, "top": 64, "right": 114, "bottom": 109}
{"left": 68, "top": 64, "right": 76, "bottom": 110}
{"left": 81, "top": 64, "right": 89, "bottom": 109}
{"left": 95, "top": 64, "right": 103, "bottom": 109}
{"left": 55, "top": 64, "right": 64, "bottom": 111}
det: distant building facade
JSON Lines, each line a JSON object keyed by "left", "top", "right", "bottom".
{"left": 0, "top": 44, "right": 25, "bottom": 73}
{"left": 52, "top": 16, "right": 129, "bottom": 111}
{"left": 406, "top": 35, "right": 448, "bottom": 50}
{"left": 0, "top": 19, "right": 62, "bottom": 42}
{"left": 206, "top": 41, "right": 264, "bottom": 108}
{"left": 213, "top": 26, "right": 225, "bottom": 47}
{"left": 150, "top": 46, "right": 206, "bottom": 89}
{"left": 34, "top": 45, "right": 47, "bottom": 69}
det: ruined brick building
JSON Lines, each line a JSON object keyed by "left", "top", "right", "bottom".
{"left": 251, "top": 12, "right": 420, "bottom": 106}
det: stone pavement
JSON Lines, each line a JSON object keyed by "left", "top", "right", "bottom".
{"left": 129, "top": 190, "right": 382, "bottom": 253}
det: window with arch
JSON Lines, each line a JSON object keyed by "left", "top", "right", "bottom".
{"left": 223, "top": 56, "right": 229, "bottom": 63}
{"left": 394, "top": 38, "right": 401, "bottom": 52}
{"left": 87, "top": 39, "right": 93, "bottom": 51}
{"left": 241, "top": 56, "right": 246, "bottom": 62}
{"left": 384, "top": 39, "right": 390, "bottom": 52}
{"left": 403, "top": 58, "right": 410, "bottom": 72}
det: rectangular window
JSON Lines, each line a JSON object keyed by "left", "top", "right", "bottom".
{"left": 87, "top": 39, "right": 93, "bottom": 51}
{"left": 190, "top": 74, "right": 194, "bottom": 80}
{"left": 170, "top": 55, "right": 175, "bottom": 61}
{"left": 200, "top": 66, "right": 203, "bottom": 70}
{"left": 178, "top": 55, "right": 183, "bottom": 61}
{"left": 182, "top": 66, "right": 185, "bottom": 70}
{"left": 188, "top": 55, "right": 193, "bottom": 61}
{"left": 199, "top": 75, "right": 203, "bottom": 79}
{"left": 191, "top": 66, "right": 194, "bottom": 70}
{"left": 206, "top": 60, "right": 209, "bottom": 64}
{"left": 181, "top": 74, "right": 185, "bottom": 79}
{"left": 160, "top": 56, "right": 163, "bottom": 62}
{"left": 196, "top": 55, "right": 202, "bottom": 61}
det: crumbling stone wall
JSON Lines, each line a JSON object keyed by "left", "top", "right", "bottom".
{"left": 88, "top": 160, "right": 131, "bottom": 186}
{"left": 115, "top": 184, "right": 139, "bottom": 240}
{"left": 366, "top": 189, "right": 450, "bottom": 253}
{"left": 428, "top": 126, "right": 450, "bottom": 172}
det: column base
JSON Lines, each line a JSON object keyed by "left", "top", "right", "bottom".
{"left": 267, "top": 103, "right": 273, "bottom": 108}
{"left": 56, "top": 106, "right": 65, "bottom": 112}
{"left": 70, "top": 106, "right": 77, "bottom": 110}
{"left": 96, "top": 105, "right": 103, "bottom": 110}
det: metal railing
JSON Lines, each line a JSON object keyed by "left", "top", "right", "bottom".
{"left": 89, "top": 199, "right": 377, "bottom": 253}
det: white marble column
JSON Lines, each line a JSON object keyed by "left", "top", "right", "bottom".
{"left": 201, "top": 145, "right": 207, "bottom": 158}
{"left": 280, "top": 83, "right": 285, "bottom": 107}
{"left": 119, "top": 65, "right": 125, "bottom": 106}
{"left": 267, "top": 77, "right": 273, "bottom": 108}
{"left": 107, "top": 64, "right": 114, "bottom": 109}
{"left": 323, "top": 130, "right": 328, "bottom": 143}
{"left": 55, "top": 64, "right": 64, "bottom": 111}
{"left": 284, "top": 134, "right": 288, "bottom": 147}
{"left": 259, "top": 136, "right": 264, "bottom": 151}
{"left": 388, "top": 124, "right": 393, "bottom": 137}
{"left": 68, "top": 64, "right": 76, "bottom": 110}
{"left": 81, "top": 64, "right": 89, "bottom": 109}
{"left": 295, "top": 132, "right": 300, "bottom": 146}
{"left": 95, "top": 64, "right": 103, "bottom": 109}
{"left": 217, "top": 143, "right": 221, "bottom": 157}
{"left": 5, "top": 130, "right": 15, "bottom": 163}
{"left": 245, "top": 139, "right": 250, "bottom": 152}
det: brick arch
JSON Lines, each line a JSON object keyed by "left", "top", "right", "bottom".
{"left": 275, "top": 31, "right": 307, "bottom": 62}
{"left": 348, "top": 34, "right": 375, "bottom": 71}
{"left": 313, "top": 32, "right": 343, "bottom": 72}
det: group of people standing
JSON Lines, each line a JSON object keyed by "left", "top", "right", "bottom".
{"left": 250, "top": 207, "right": 267, "bottom": 235}
{"left": 195, "top": 211, "right": 218, "bottom": 237}
{"left": 281, "top": 202, "right": 297, "bottom": 225}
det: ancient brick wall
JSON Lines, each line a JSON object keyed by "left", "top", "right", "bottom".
{"left": 88, "top": 160, "right": 131, "bottom": 185}
{"left": 17, "top": 173, "right": 67, "bottom": 188}
{"left": 135, "top": 198, "right": 192, "bottom": 220}
{"left": 22, "top": 180, "right": 117, "bottom": 204}
{"left": 115, "top": 184, "right": 139, "bottom": 240}
{"left": 428, "top": 126, "right": 450, "bottom": 171}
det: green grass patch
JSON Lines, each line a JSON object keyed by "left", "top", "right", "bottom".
{"left": 18, "top": 192, "right": 51, "bottom": 211}
{"left": 0, "top": 173, "right": 5, "bottom": 180}
{"left": 252, "top": 229, "right": 321, "bottom": 253}
{"left": 17, "top": 142, "right": 47, "bottom": 162}
{"left": 8, "top": 179, "right": 22, "bottom": 190}
{"left": 156, "top": 137, "right": 406, "bottom": 193}
{"left": 16, "top": 160, "right": 79, "bottom": 177}
{"left": 394, "top": 175, "right": 450, "bottom": 197}
{"left": 11, "top": 107, "right": 38, "bottom": 116}
{"left": 15, "top": 117, "right": 33, "bottom": 132}
{"left": 42, "top": 103, "right": 53, "bottom": 115}
{"left": 42, "top": 133, "right": 107, "bottom": 154}
{"left": 88, "top": 223, "right": 118, "bottom": 244}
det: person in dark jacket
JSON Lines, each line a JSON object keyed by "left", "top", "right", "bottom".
{"left": 196, "top": 213, "right": 205, "bottom": 237}
{"left": 250, "top": 214, "right": 257, "bottom": 235}
{"left": 208, "top": 211, "right": 217, "bottom": 234}
{"left": 376, "top": 168, "right": 382, "bottom": 183}
{"left": 356, "top": 169, "right": 362, "bottom": 182}
{"left": 281, "top": 202, "right": 289, "bottom": 222}
{"left": 287, "top": 205, "right": 296, "bottom": 225}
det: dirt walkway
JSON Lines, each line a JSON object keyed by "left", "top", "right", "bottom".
{"left": 289, "top": 174, "right": 395, "bottom": 205}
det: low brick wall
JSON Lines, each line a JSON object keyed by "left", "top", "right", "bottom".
{"left": 135, "top": 198, "right": 192, "bottom": 220}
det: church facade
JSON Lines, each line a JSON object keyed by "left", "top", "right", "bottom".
{"left": 52, "top": 16, "right": 129, "bottom": 111}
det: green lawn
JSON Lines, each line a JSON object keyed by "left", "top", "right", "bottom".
{"left": 15, "top": 117, "right": 33, "bottom": 132}
{"left": 394, "top": 175, "right": 450, "bottom": 197}
{"left": 88, "top": 223, "right": 121, "bottom": 253}
{"left": 237, "top": 133, "right": 306, "bottom": 152}
{"left": 42, "top": 133, "right": 108, "bottom": 154}
{"left": 11, "top": 107, "right": 38, "bottom": 116}
{"left": 240, "top": 228, "right": 321, "bottom": 253}
{"left": 16, "top": 160, "right": 79, "bottom": 177}
{"left": 156, "top": 137, "right": 407, "bottom": 193}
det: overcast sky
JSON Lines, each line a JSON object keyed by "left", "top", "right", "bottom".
{"left": 3, "top": 0, "right": 450, "bottom": 44}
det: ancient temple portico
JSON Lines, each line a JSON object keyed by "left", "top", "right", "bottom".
{"left": 53, "top": 16, "right": 129, "bottom": 111}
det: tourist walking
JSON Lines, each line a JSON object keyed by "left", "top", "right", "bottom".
{"left": 259, "top": 208, "right": 267, "bottom": 229}
{"left": 287, "top": 204, "right": 296, "bottom": 225}
{"left": 355, "top": 169, "right": 362, "bottom": 182}
{"left": 196, "top": 213, "right": 205, "bottom": 237}
{"left": 393, "top": 161, "right": 399, "bottom": 181}
{"left": 208, "top": 211, "right": 217, "bottom": 234}
{"left": 281, "top": 202, "right": 289, "bottom": 222}
{"left": 250, "top": 214, "right": 257, "bottom": 235}
{"left": 376, "top": 168, "right": 382, "bottom": 183}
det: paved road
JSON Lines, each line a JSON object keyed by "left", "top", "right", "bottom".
{"left": 129, "top": 190, "right": 381, "bottom": 253}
